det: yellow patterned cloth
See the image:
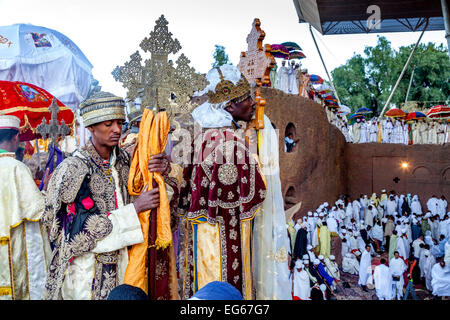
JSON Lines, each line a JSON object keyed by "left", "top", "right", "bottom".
{"left": 0, "top": 155, "right": 49, "bottom": 300}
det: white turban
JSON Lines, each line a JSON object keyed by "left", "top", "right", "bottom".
{"left": 295, "top": 260, "right": 304, "bottom": 269}
{"left": 302, "top": 254, "right": 309, "bottom": 260}
{"left": 313, "top": 259, "right": 320, "bottom": 265}
{"left": 308, "top": 211, "right": 313, "bottom": 216}
{"left": 329, "top": 255, "right": 335, "bottom": 260}
{"left": 318, "top": 255, "right": 324, "bottom": 260}
{"left": 307, "top": 245, "right": 313, "bottom": 250}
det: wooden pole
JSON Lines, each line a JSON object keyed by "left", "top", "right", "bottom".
{"left": 404, "top": 65, "right": 416, "bottom": 105}
{"left": 309, "top": 24, "right": 341, "bottom": 106}
{"left": 441, "top": 0, "right": 450, "bottom": 58}
{"left": 379, "top": 22, "right": 428, "bottom": 118}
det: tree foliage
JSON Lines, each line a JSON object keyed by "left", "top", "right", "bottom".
{"left": 332, "top": 36, "right": 450, "bottom": 115}
{"left": 212, "top": 45, "right": 230, "bottom": 68}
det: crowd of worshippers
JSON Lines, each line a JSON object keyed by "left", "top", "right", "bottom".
{"left": 326, "top": 110, "right": 449, "bottom": 145}
{"left": 287, "top": 190, "right": 450, "bottom": 300}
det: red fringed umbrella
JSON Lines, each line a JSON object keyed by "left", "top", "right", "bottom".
{"left": 405, "top": 111, "right": 427, "bottom": 121}
{"left": 385, "top": 108, "right": 406, "bottom": 118}
{"left": 426, "top": 105, "right": 450, "bottom": 118}
{"left": 0, "top": 81, "right": 74, "bottom": 141}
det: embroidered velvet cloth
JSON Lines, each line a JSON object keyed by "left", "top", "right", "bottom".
{"left": 41, "top": 140, "right": 131, "bottom": 300}
{"left": 178, "top": 127, "right": 266, "bottom": 298}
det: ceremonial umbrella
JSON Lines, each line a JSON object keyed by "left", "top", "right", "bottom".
{"left": 315, "top": 83, "right": 333, "bottom": 93}
{"left": 281, "top": 42, "right": 302, "bottom": 52}
{"left": 355, "top": 107, "right": 373, "bottom": 114}
{"left": 385, "top": 108, "right": 406, "bottom": 118}
{"left": 338, "top": 105, "right": 351, "bottom": 115}
{"left": 426, "top": 105, "right": 450, "bottom": 118}
{"left": 0, "top": 80, "right": 74, "bottom": 141}
{"left": 0, "top": 23, "right": 93, "bottom": 111}
{"left": 348, "top": 113, "right": 365, "bottom": 124}
{"left": 405, "top": 111, "right": 427, "bottom": 121}
{"left": 269, "top": 44, "right": 290, "bottom": 59}
{"left": 289, "top": 50, "right": 306, "bottom": 60}
{"left": 309, "top": 74, "right": 324, "bottom": 84}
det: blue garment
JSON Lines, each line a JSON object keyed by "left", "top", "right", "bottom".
{"left": 438, "top": 238, "right": 447, "bottom": 257}
{"left": 403, "top": 280, "right": 418, "bottom": 300}
{"left": 411, "top": 225, "right": 421, "bottom": 242}
{"left": 317, "top": 263, "right": 334, "bottom": 286}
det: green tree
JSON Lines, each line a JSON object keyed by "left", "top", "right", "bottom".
{"left": 212, "top": 45, "right": 230, "bottom": 68}
{"left": 332, "top": 36, "right": 450, "bottom": 115}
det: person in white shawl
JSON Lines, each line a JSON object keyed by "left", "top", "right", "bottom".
{"left": 324, "top": 255, "right": 340, "bottom": 281}
{"left": 410, "top": 195, "right": 422, "bottom": 215}
{"left": 373, "top": 258, "right": 392, "bottom": 300}
{"left": 427, "top": 195, "right": 440, "bottom": 217}
{"left": 358, "top": 245, "right": 372, "bottom": 291}
{"left": 360, "top": 119, "right": 369, "bottom": 143}
{"left": 342, "top": 253, "right": 359, "bottom": 275}
{"left": 386, "top": 195, "right": 398, "bottom": 217}
{"left": 431, "top": 260, "right": 450, "bottom": 297}
{"left": 437, "top": 196, "right": 447, "bottom": 220}
{"left": 396, "top": 228, "right": 409, "bottom": 259}
{"left": 369, "top": 119, "right": 379, "bottom": 142}
{"left": 424, "top": 249, "right": 436, "bottom": 291}
{"left": 403, "top": 121, "right": 409, "bottom": 145}
{"left": 292, "top": 260, "right": 311, "bottom": 300}
{"left": 352, "top": 199, "right": 362, "bottom": 222}
{"left": 389, "top": 251, "right": 407, "bottom": 300}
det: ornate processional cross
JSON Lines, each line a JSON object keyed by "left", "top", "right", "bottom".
{"left": 237, "top": 18, "right": 275, "bottom": 130}
{"left": 36, "top": 98, "right": 70, "bottom": 148}
{"left": 112, "top": 15, "right": 208, "bottom": 118}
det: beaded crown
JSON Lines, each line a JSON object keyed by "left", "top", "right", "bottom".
{"left": 207, "top": 68, "right": 251, "bottom": 105}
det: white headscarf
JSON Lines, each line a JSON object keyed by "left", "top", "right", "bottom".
{"left": 192, "top": 64, "right": 245, "bottom": 128}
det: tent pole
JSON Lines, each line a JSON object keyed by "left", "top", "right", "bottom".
{"left": 379, "top": 22, "right": 428, "bottom": 118}
{"left": 404, "top": 65, "right": 416, "bottom": 105}
{"left": 309, "top": 24, "right": 341, "bottom": 105}
{"left": 441, "top": 0, "right": 450, "bottom": 58}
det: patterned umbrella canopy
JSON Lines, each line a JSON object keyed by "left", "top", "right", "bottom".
{"left": 281, "top": 41, "right": 302, "bottom": 52}
{"left": 426, "top": 105, "right": 450, "bottom": 118}
{"left": 289, "top": 50, "right": 306, "bottom": 60}
{"left": 309, "top": 74, "right": 324, "bottom": 84}
{"left": 270, "top": 44, "right": 290, "bottom": 59}
{"left": 405, "top": 111, "right": 427, "bottom": 121}
{"left": 0, "top": 80, "right": 74, "bottom": 141}
{"left": 355, "top": 107, "right": 373, "bottom": 114}
{"left": 385, "top": 108, "right": 406, "bottom": 118}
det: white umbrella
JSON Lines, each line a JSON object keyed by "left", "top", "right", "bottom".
{"left": 338, "top": 105, "right": 352, "bottom": 115}
{"left": 0, "top": 23, "right": 93, "bottom": 111}
{"left": 314, "top": 83, "right": 333, "bottom": 92}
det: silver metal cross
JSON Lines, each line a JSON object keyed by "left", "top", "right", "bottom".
{"left": 36, "top": 98, "right": 70, "bottom": 148}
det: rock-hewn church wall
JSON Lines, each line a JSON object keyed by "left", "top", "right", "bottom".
{"left": 263, "top": 87, "right": 450, "bottom": 221}
{"left": 263, "top": 87, "right": 347, "bottom": 219}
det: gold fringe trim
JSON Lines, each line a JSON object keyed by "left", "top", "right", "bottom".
{"left": 0, "top": 236, "right": 9, "bottom": 246}
{"left": 155, "top": 239, "right": 172, "bottom": 250}
{"left": 0, "top": 287, "right": 12, "bottom": 296}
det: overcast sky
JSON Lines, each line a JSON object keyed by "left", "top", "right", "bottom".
{"left": 0, "top": 0, "right": 446, "bottom": 98}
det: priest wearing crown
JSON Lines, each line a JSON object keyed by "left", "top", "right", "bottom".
{"left": 178, "top": 65, "right": 267, "bottom": 300}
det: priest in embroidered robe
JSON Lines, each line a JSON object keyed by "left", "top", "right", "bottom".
{"left": 41, "top": 92, "right": 169, "bottom": 300}
{"left": 180, "top": 65, "right": 267, "bottom": 300}
{"left": 0, "top": 115, "right": 51, "bottom": 300}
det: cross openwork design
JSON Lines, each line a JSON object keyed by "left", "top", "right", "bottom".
{"left": 36, "top": 98, "right": 70, "bottom": 147}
